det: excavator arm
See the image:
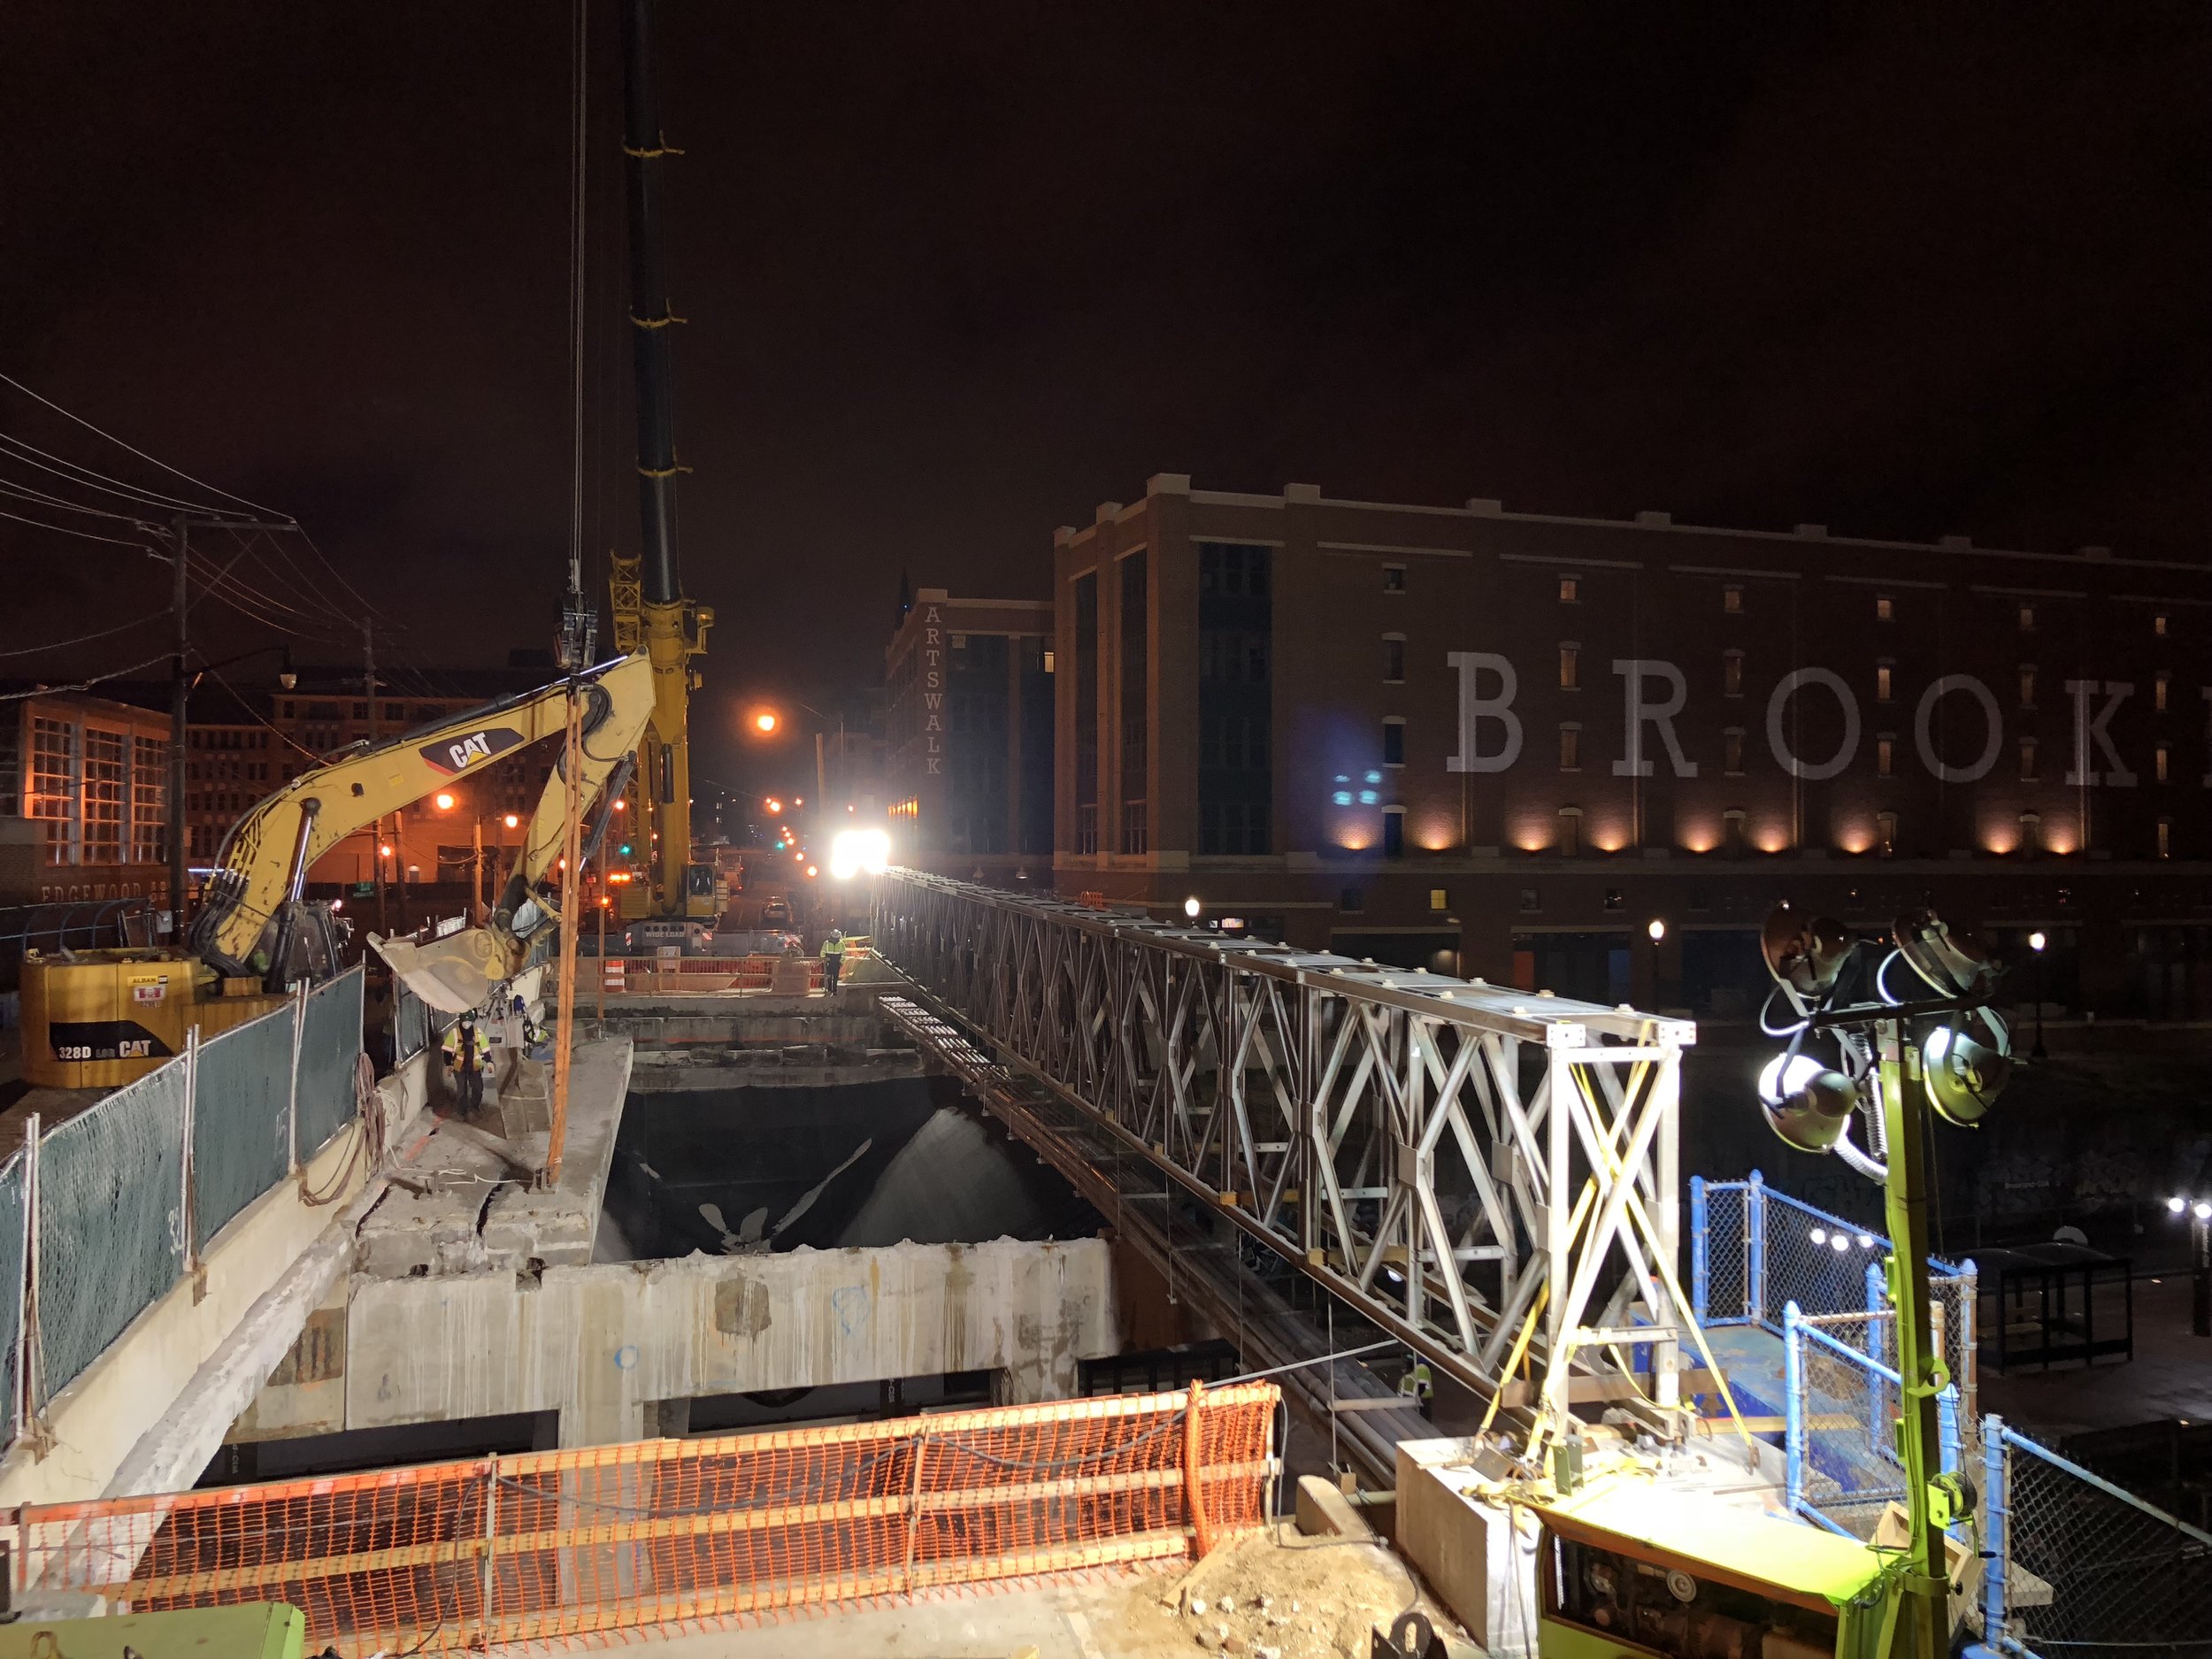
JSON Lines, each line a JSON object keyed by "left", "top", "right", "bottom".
{"left": 188, "top": 653, "right": 657, "bottom": 1009}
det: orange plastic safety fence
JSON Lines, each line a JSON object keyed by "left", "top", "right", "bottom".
{"left": 11, "top": 1384, "right": 1278, "bottom": 1656}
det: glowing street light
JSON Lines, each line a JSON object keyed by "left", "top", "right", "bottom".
{"left": 752, "top": 710, "right": 779, "bottom": 734}
{"left": 1647, "top": 918, "right": 1666, "bottom": 943}
{"left": 503, "top": 812, "right": 519, "bottom": 830}
{"left": 434, "top": 791, "right": 456, "bottom": 811}
{"left": 1184, "top": 896, "right": 1202, "bottom": 920}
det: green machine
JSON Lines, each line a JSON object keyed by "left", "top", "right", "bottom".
{"left": 1537, "top": 1482, "right": 1901, "bottom": 1659}
{"left": 0, "top": 1601, "right": 304, "bottom": 1658}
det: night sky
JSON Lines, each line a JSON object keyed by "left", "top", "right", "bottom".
{"left": 4, "top": 4, "right": 2207, "bottom": 798}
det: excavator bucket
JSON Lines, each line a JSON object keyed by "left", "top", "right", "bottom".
{"left": 372, "top": 927, "right": 516, "bottom": 1016}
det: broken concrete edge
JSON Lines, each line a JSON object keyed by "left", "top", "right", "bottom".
{"left": 1294, "top": 1473, "right": 1376, "bottom": 1540}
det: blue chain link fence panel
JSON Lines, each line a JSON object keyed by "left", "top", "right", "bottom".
{"left": 296, "top": 967, "right": 365, "bottom": 1157}
{"left": 35, "top": 1065, "right": 187, "bottom": 1401}
{"left": 0, "top": 1152, "right": 24, "bottom": 1445}
{"left": 191, "top": 1004, "right": 296, "bottom": 1252}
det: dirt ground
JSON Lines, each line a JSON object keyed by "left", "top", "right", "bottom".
{"left": 1090, "top": 1526, "right": 1468, "bottom": 1659}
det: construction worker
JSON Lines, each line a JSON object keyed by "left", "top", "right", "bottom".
{"left": 1399, "top": 1356, "right": 1434, "bottom": 1420}
{"left": 442, "top": 1010, "right": 492, "bottom": 1115}
{"left": 819, "top": 927, "right": 845, "bottom": 994}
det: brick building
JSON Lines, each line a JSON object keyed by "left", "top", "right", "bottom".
{"left": 885, "top": 588, "right": 1055, "bottom": 882}
{"left": 1053, "top": 473, "right": 2212, "bottom": 1022}
{"left": 0, "top": 687, "right": 171, "bottom": 907}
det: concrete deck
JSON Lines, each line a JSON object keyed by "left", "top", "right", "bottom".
{"left": 354, "top": 1036, "right": 634, "bottom": 1275}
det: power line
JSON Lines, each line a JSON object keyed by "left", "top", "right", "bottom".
{"left": 0, "top": 432, "right": 234, "bottom": 517}
{"left": 0, "top": 609, "right": 172, "bottom": 659}
{"left": 0, "top": 371, "right": 285, "bottom": 519}
{"left": 0, "top": 504, "right": 158, "bottom": 548}
{"left": 0, "top": 650, "right": 173, "bottom": 701}
{"left": 0, "top": 475, "right": 165, "bottom": 524}
{"left": 191, "top": 655, "right": 322, "bottom": 762}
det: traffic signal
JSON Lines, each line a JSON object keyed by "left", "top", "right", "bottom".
{"left": 618, "top": 841, "right": 633, "bottom": 856}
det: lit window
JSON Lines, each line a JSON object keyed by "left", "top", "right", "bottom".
{"left": 1382, "top": 718, "right": 1405, "bottom": 766}
{"left": 1876, "top": 736, "right": 1894, "bottom": 777}
{"left": 2154, "top": 672, "right": 2170, "bottom": 712}
{"left": 1556, "top": 808, "right": 1581, "bottom": 857}
{"left": 2019, "top": 736, "right": 2038, "bottom": 781}
{"left": 1382, "top": 635, "right": 1405, "bottom": 682}
{"left": 1382, "top": 565, "right": 1405, "bottom": 594}
{"left": 2018, "top": 666, "right": 2036, "bottom": 710}
{"left": 1042, "top": 649, "right": 1056, "bottom": 673}
{"left": 1559, "top": 575, "right": 1579, "bottom": 604}
{"left": 2018, "top": 602, "right": 2035, "bottom": 632}
{"left": 1723, "top": 585, "right": 1743, "bottom": 614}
{"left": 1559, "top": 724, "right": 1580, "bottom": 771}
{"left": 1723, "top": 650, "right": 1743, "bottom": 697}
{"left": 1559, "top": 644, "right": 1579, "bottom": 690}
{"left": 1876, "top": 594, "right": 1894, "bottom": 622}
{"left": 2156, "top": 819, "right": 2171, "bottom": 859}
{"left": 1876, "top": 810, "right": 1898, "bottom": 856}
{"left": 1723, "top": 729, "right": 1744, "bottom": 775}
{"left": 2155, "top": 741, "right": 2170, "bottom": 783}
{"left": 2154, "top": 613, "right": 2168, "bottom": 637}
{"left": 1429, "top": 887, "right": 1449, "bottom": 912}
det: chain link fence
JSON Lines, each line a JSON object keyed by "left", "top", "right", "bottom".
{"left": 0, "top": 1153, "right": 24, "bottom": 1446}
{"left": 191, "top": 1005, "right": 296, "bottom": 1252}
{"left": 1694, "top": 1173, "right": 1977, "bottom": 1431}
{"left": 1988, "top": 1418, "right": 2212, "bottom": 1656}
{"left": 4, "top": 964, "right": 367, "bottom": 1432}
{"left": 296, "top": 969, "right": 366, "bottom": 1157}
{"left": 1783, "top": 1305, "right": 1962, "bottom": 1542}
{"left": 35, "top": 1064, "right": 188, "bottom": 1398}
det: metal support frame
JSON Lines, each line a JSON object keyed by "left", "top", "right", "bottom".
{"left": 873, "top": 869, "right": 1700, "bottom": 1433}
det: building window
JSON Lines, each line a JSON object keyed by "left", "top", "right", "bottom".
{"left": 1724, "top": 810, "right": 1747, "bottom": 856}
{"left": 1382, "top": 565, "right": 1405, "bottom": 594}
{"left": 2154, "top": 672, "right": 2170, "bottom": 712}
{"left": 1559, "top": 575, "right": 1579, "bottom": 604}
{"left": 1723, "top": 649, "right": 1744, "bottom": 697}
{"left": 1383, "top": 807, "right": 1405, "bottom": 858}
{"left": 131, "top": 733, "right": 165, "bottom": 865}
{"left": 1875, "top": 663, "right": 1893, "bottom": 703}
{"left": 1876, "top": 810, "right": 1898, "bottom": 857}
{"left": 1876, "top": 594, "right": 1894, "bottom": 622}
{"left": 1602, "top": 887, "right": 1624, "bottom": 911}
{"left": 2153, "top": 612, "right": 2168, "bottom": 637}
{"left": 1723, "top": 584, "right": 1743, "bottom": 614}
{"left": 1723, "top": 728, "right": 1744, "bottom": 775}
{"left": 1042, "top": 649, "right": 1055, "bottom": 674}
{"left": 1075, "top": 803, "right": 1098, "bottom": 855}
{"left": 30, "top": 716, "right": 77, "bottom": 864}
{"left": 2018, "top": 665, "right": 2035, "bottom": 710}
{"left": 1429, "top": 887, "right": 1449, "bottom": 912}
{"left": 1122, "top": 802, "right": 1148, "bottom": 854}
{"left": 81, "top": 727, "right": 124, "bottom": 865}
{"left": 1382, "top": 718, "right": 1405, "bottom": 767}
{"left": 1559, "top": 643, "right": 1579, "bottom": 690}
{"left": 1382, "top": 635, "right": 1405, "bottom": 682}
{"left": 1519, "top": 887, "right": 1540, "bottom": 914}
{"left": 1556, "top": 807, "right": 1581, "bottom": 857}
{"left": 1558, "top": 724, "right": 1580, "bottom": 772}
{"left": 2019, "top": 736, "right": 2038, "bottom": 781}
{"left": 1876, "top": 735, "right": 1895, "bottom": 777}
{"left": 1339, "top": 887, "right": 1364, "bottom": 912}
{"left": 2017, "top": 602, "right": 2035, "bottom": 632}
{"left": 2019, "top": 810, "right": 2040, "bottom": 854}
{"left": 2156, "top": 818, "right": 2171, "bottom": 859}
{"left": 2155, "top": 741, "right": 2170, "bottom": 784}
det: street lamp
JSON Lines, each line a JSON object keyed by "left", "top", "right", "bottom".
{"left": 2027, "top": 930, "right": 2049, "bottom": 1060}
{"left": 2168, "top": 1192, "right": 2212, "bottom": 1337}
{"left": 752, "top": 710, "right": 778, "bottom": 734}
{"left": 434, "top": 791, "right": 456, "bottom": 811}
{"left": 1647, "top": 918, "right": 1665, "bottom": 942}
{"left": 1184, "top": 895, "right": 1202, "bottom": 921}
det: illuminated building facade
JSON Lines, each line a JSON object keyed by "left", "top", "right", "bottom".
{"left": 1054, "top": 474, "right": 2212, "bottom": 1022}
{"left": 886, "top": 588, "right": 1055, "bottom": 882}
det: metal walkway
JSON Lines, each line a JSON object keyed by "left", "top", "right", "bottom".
{"left": 871, "top": 870, "right": 1702, "bottom": 1447}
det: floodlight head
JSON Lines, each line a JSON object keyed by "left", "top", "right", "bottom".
{"left": 1922, "top": 1008, "right": 2011, "bottom": 1126}
{"left": 2170, "top": 1195, "right": 2189, "bottom": 1214}
{"left": 1761, "top": 905, "right": 1851, "bottom": 998}
{"left": 1893, "top": 909, "right": 1995, "bottom": 996}
{"left": 1757, "top": 1051, "right": 1859, "bottom": 1153}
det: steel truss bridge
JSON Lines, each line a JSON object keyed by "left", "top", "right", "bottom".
{"left": 872, "top": 870, "right": 1707, "bottom": 1446}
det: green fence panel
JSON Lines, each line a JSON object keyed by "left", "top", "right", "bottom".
{"left": 296, "top": 967, "right": 365, "bottom": 1156}
{"left": 192, "top": 1005, "right": 296, "bottom": 1251}
{"left": 0, "top": 1153, "right": 24, "bottom": 1447}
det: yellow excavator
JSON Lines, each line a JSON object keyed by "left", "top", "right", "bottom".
{"left": 20, "top": 653, "right": 657, "bottom": 1087}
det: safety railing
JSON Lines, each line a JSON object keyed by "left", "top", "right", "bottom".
{"left": 1780, "top": 1301, "right": 1960, "bottom": 1541}
{"left": 1693, "top": 1171, "right": 1977, "bottom": 1430}
{"left": 4, "top": 966, "right": 365, "bottom": 1448}
{"left": 1981, "top": 1416, "right": 2212, "bottom": 1657}
{"left": 11, "top": 1382, "right": 1280, "bottom": 1654}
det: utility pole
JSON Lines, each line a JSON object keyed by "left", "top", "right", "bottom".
{"left": 169, "top": 516, "right": 190, "bottom": 934}
{"left": 365, "top": 619, "right": 388, "bottom": 939}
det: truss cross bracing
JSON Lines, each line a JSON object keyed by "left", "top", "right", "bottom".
{"left": 873, "top": 871, "right": 1703, "bottom": 1435}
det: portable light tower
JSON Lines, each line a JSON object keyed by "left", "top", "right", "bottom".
{"left": 1753, "top": 905, "right": 2010, "bottom": 1659}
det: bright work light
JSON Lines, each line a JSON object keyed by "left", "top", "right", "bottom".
{"left": 1756, "top": 1051, "right": 1857, "bottom": 1154}
{"left": 828, "top": 826, "right": 891, "bottom": 880}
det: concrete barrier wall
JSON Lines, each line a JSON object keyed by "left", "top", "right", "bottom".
{"left": 313, "top": 1236, "right": 1116, "bottom": 1448}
